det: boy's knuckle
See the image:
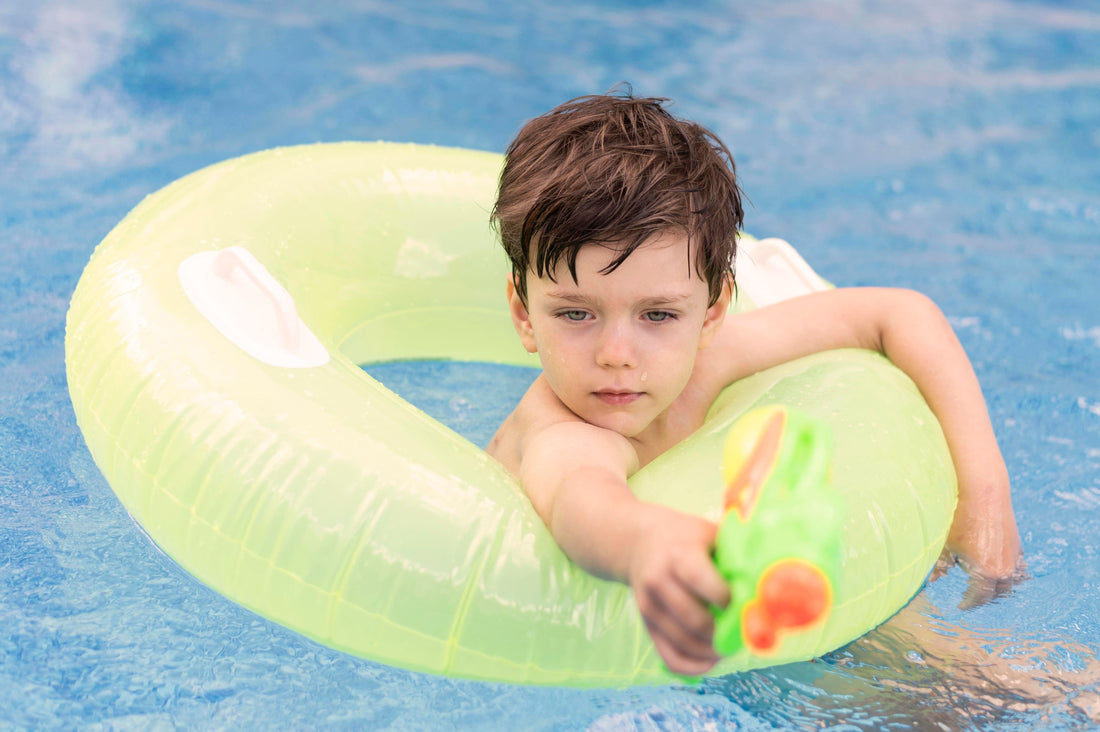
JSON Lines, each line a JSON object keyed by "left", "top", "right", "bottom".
{"left": 634, "top": 585, "right": 659, "bottom": 614}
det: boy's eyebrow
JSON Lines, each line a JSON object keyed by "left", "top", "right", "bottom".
{"left": 638, "top": 294, "right": 693, "bottom": 307}
{"left": 544, "top": 291, "right": 592, "bottom": 305}
{"left": 543, "top": 290, "right": 694, "bottom": 307}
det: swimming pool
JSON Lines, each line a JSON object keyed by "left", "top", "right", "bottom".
{"left": 3, "top": 0, "right": 1098, "bottom": 728}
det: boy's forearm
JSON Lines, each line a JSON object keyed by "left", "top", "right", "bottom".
{"left": 878, "top": 291, "right": 1020, "bottom": 575}
{"left": 878, "top": 292, "right": 1009, "bottom": 497}
{"left": 537, "top": 466, "right": 655, "bottom": 583}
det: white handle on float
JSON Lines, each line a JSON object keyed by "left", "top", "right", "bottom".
{"left": 735, "top": 237, "right": 829, "bottom": 308}
{"left": 178, "top": 245, "right": 329, "bottom": 369}
{"left": 211, "top": 246, "right": 301, "bottom": 352}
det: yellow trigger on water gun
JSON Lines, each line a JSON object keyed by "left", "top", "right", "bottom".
{"left": 712, "top": 406, "right": 843, "bottom": 657}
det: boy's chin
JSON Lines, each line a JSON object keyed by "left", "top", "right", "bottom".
{"left": 579, "top": 409, "right": 653, "bottom": 440}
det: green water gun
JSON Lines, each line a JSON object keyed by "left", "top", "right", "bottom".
{"left": 712, "top": 406, "right": 843, "bottom": 657}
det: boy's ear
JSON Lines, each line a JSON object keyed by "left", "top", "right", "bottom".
{"left": 698, "top": 276, "right": 732, "bottom": 350}
{"left": 507, "top": 275, "right": 538, "bottom": 354}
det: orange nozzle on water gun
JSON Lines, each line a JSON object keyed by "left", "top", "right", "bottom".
{"left": 712, "top": 406, "right": 842, "bottom": 657}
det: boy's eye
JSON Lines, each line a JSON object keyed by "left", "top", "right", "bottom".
{"left": 560, "top": 310, "right": 589, "bottom": 321}
{"left": 645, "top": 311, "right": 674, "bottom": 322}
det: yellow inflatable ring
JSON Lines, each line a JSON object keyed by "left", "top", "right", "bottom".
{"left": 65, "top": 142, "right": 956, "bottom": 686}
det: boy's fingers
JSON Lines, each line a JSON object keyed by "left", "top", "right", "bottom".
{"left": 674, "top": 557, "right": 731, "bottom": 609}
{"left": 646, "top": 616, "right": 717, "bottom": 673}
{"left": 637, "top": 584, "right": 719, "bottom": 658}
{"left": 647, "top": 620, "right": 720, "bottom": 676}
{"left": 639, "top": 577, "right": 714, "bottom": 638}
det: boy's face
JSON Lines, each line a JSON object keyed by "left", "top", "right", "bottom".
{"left": 508, "top": 231, "right": 728, "bottom": 441}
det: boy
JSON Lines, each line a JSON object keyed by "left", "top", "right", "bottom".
{"left": 486, "top": 91, "right": 1021, "bottom": 676}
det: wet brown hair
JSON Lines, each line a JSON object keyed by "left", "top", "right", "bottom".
{"left": 492, "top": 89, "right": 744, "bottom": 306}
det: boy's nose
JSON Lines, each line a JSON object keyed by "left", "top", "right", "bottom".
{"left": 595, "top": 323, "right": 637, "bottom": 369}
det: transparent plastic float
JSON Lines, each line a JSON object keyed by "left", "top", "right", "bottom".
{"left": 65, "top": 142, "right": 956, "bottom": 686}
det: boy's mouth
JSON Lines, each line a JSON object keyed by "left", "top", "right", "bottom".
{"left": 594, "top": 390, "right": 643, "bottom": 406}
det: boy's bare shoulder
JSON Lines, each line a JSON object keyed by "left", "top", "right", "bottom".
{"left": 488, "top": 374, "right": 570, "bottom": 475}
{"left": 487, "top": 375, "right": 638, "bottom": 479}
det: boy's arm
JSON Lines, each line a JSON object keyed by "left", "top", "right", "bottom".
{"left": 875, "top": 292, "right": 1020, "bottom": 579}
{"left": 518, "top": 420, "right": 732, "bottom": 675}
{"left": 712, "top": 287, "right": 1021, "bottom": 579}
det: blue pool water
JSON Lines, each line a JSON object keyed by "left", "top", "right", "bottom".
{"left": 3, "top": 0, "right": 1099, "bottom": 728}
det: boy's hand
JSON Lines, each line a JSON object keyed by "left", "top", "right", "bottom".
{"left": 935, "top": 471, "right": 1024, "bottom": 608}
{"left": 941, "top": 474, "right": 1024, "bottom": 604}
{"left": 626, "top": 506, "right": 731, "bottom": 676}
{"left": 946, "top": 490, "right": 1022, "bottom": 579}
